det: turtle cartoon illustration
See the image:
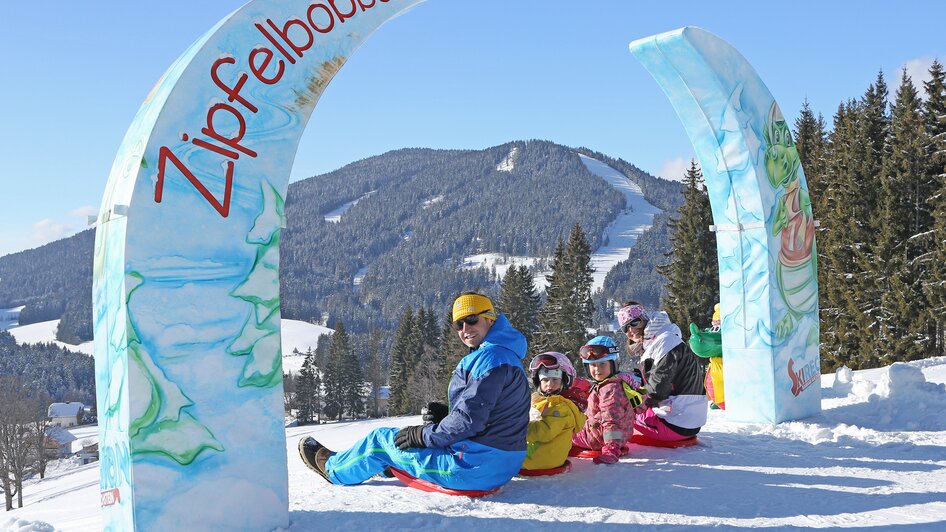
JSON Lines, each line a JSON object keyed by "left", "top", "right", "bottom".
{"left": 763, "top": 103, "right": 818, "bottom": 341}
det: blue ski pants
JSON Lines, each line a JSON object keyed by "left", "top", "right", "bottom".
{"left": 325, "top": 427, "right": 525, "bottom": 491}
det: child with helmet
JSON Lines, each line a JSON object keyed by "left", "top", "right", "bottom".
{"left": 571, "top": 336, "right": 645, "bottom": 465}
{"left": 521, "top": 352, "right": 586, "bottom": 471}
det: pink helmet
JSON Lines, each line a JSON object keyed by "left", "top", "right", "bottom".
{"left": 529, "top": 352, "right": 576, "bottom": 390}
{"left": 617, "top": 303, "right": 650, "bottom": 332}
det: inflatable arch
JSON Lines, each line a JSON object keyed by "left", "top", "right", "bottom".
{"left": 92, "top": 1, "right": 819, "bottom": 528}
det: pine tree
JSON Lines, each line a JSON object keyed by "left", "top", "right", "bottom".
{"left": 387, "top": 308, "right": 414, "bottom": 415}
{"left": 332, "top": 323, "right": 364, "bottom": 419}
{"left": 534, "top": 225, "right": 595, "bottom": 366}
{"left": 817, "top": 101, "right": 858, "bottom": 369}
{"left": 363, "top": 329, "right": 385, "bottom": 417}
{"left": 922, "top": 60, "right": 946, "bottom": 354}
{"left": 498, "top": 265, "right": 541, "bottom": 348}
{"left": 406, "top": 307, "right": 442, "bottom": 411}
{"left": 660, "top": 160, "right": 719, "bottom": 332}
{"left": 296, "top": 348, "right": 318, "bottom": 424}
{"left": 322, "top": 324, "right": 347, "bottom": 420}
{"left": 874, "top": 69, "right": 932, "bottom": 363}
{"left": 794, "top": 98, "right": 829, "bottom": 203}
{"left": 847, "top": 72, "right": 891, "bottom": 367}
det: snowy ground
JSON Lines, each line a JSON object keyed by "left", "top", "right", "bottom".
{"left": 6, "top": 358, "right": 946, "bottom": 531}
{"left": 4, "top": 319, "right": 332, "bottom": 375}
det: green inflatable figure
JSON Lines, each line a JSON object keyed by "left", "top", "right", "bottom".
{"left": 689, "top": 303, "right": 724, "bottom": 409}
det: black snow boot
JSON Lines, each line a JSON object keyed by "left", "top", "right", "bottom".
{"left": 298, "top": 437, "right": 335, "bottom": 483}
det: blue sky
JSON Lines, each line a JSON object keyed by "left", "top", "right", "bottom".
{"left": 1, "top": 1, "right": 943, "bottom": 257}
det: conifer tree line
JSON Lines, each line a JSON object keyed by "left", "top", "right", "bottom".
{"left": 794, "top": 63, "right": 946, "bottom": 370}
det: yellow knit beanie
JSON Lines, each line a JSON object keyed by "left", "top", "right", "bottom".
{"left": 452, "top": 293, "right": 497, "bottom": 322}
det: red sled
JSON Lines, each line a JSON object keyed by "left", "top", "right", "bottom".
{"left": 569, "top": 448, "right": 600, "bottom": 459}
{"left": 518, "top": 460, "right": 572, "bottom": 477}
{"left": 388, "top": 468, "right": 501, "bottom": 498}
{"left": 630, "top": 433, "right": 699, "bottom": 448}
{"left": 567, "top": 446, "right": 630, "bottom": 459}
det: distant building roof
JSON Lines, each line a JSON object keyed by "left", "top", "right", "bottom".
{"left": 45, "top": 426, "right": 77, "bottom": 445}
{"left": 48, "top": 402, "right": 84, "bottom": 418}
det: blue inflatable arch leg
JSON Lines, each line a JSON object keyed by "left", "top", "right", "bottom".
{"left": 93, "top": 1, "right": 424, "bottom": 529}
{"left": 629, "top": 27, "right": 821, "bottom": 424}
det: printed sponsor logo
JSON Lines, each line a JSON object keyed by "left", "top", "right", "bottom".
{"left": 788, "top": 357, "right": 818, "bottom": 397}
{"left": 101, "top": 488, "right": 121, "bottom": 507}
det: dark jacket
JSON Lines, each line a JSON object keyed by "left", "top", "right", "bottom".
{"left": 423, "top": 314, "right": 530, "bottom": 451}
{"left": 641, "top": 322, "right": 707, "bottom": 431}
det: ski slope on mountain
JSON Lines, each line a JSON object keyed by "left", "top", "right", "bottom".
{"left": 578, "top": 154, "right": 663, "bottom": 293}
{"left": 6, "top": 358, "right": 946, "bottom": 531}
{"left": 462, "top": 153, "right": 661, "bottom": 294}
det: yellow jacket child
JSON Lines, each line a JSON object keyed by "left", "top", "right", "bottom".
{"left": 522, "top": 352, "right": 586, "bottom": 470}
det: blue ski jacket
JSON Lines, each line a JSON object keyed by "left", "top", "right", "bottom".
{"left": 423, "top": 313, "right": 530, "bottom": 452}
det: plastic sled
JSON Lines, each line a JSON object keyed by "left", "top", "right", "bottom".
{"left": 388, "top": 468, "right": 501, "bottom": 498}
{"left": 518, "top": 460, "right": 572, "bottom": 477}
{"left": 567, "top": 446, "right": 630, "bottom": 459}
{"left": 630, "top": 433, "right": 699, "bottom": 448}
{"left": 568, "top": 445, "right": 594, "bottom": 458}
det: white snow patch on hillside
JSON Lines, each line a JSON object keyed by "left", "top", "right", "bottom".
{"left": 1, "top": 305, "right": 25, "bottom": 330}
{"left": 496, "top": 146, "right": 518, "bottom": 172}
{"left": 8, "top": 357, "right": 946, "bottom": 530}
{"left": 578, "top": 154, "right": 662, "bottom": 293}
{"left": 280, "top": 319, "right": 334, "bottom": 374}
{"left": 5, "top": 319, "right": 331, "bottom": 375}
{"left": 6, "top": 320, "right": 93, "bottom": 356}
{"left": 352, "top": 265, "right": 369, "bottom": 292}
{"left": 423, "top": 195, "right": 444, "bottom": 208}
{"left": 324, "top": 190, "right": 377, "bottom": 223}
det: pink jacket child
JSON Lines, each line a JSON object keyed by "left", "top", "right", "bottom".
{"left": 571, "top": 336, "right": 645, "bottom": 465}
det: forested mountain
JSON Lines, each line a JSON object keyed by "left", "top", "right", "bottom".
{"left": 0, "top": 140, "right": 678, "bottom": 341}
{"left": 0, "top": 229, "right": 93, "bottom": 343}
{"left": 0, "top": 331, "right": 95, "bottom": 403}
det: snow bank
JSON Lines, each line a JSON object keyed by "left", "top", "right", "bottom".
{"left": 8, "top": 357, "right": 946, "bottom": 530}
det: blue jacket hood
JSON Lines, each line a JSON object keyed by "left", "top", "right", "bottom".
{"left": 478, "top": 313, "right": 527, "bottom": 360}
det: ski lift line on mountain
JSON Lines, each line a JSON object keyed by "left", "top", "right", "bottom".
{"left": 92, "top": 1, "right": 820, "bottom": 529}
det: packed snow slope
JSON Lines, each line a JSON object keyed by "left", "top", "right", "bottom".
{"left": 6, "top": 358, "right": 946, "bottom": 531}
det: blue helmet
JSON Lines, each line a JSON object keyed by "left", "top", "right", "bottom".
{"left": 579, "top": 336, "right": 620, "bottom": 364}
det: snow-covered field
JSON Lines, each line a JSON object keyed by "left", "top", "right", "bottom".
{"left": 4, "top": 320, "right": 94, "bottom": 356}
{"left": 6, "top": 358, "right": 946, "bottom": 531}
{"left": 4, "top": 319, "right": 332, "bottom": 375}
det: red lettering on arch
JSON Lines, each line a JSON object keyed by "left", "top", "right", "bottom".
{"left": 329, "top": 0, "right": 357, "bottom": 23}
{"left": 307, "top": 3, "right": 335, "bottom": 33}
{"left": 154, "top": 146, "right": 234, "bottom": 218}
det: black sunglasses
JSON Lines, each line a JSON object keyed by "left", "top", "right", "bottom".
{"left": 621, "top": 318, "right": 644, "bottom": 334}
{"left": 452, "top": 311, "right": 490, "bottom": 331}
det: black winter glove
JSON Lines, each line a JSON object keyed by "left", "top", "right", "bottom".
{"left": 395, "top": 425, "right": 427, "bottom": 450}
{"left": 644, "top": 395, "right": 661, "bottom": 408}
{"left": 421, "top": 402, "right": 449, "bottom": 424}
